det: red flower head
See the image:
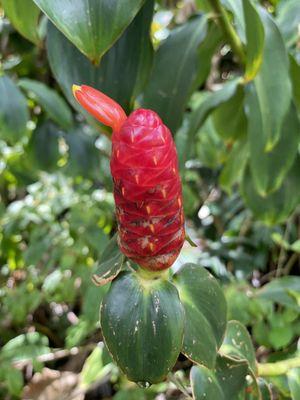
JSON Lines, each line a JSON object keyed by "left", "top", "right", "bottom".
{"left": 73, "top": 85, "right": 185, "bottom": 271}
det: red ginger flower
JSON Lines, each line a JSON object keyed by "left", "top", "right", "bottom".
{"left": 73, "top": 85, "right": 185, "bottom": 271}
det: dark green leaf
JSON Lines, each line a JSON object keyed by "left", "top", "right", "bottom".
{"left": 173, "top": 263, "right": 227, "bottom": 368}
{"left": 241, "top": 157, "right": 300, "bottom": 225}
{"left": 254, "top": 8, "right": 292, "bottom": 150}
{"left": 215, "top": 355, "right": 248, "bottom": 399}
{"left": 190, "top": 365, "right": 224, "bottom": 400}
{"left": 141, "top": 15, "right": 209, "bottom": 133}
{"left": 220, "top": 139, "right": 248, "bottom": 194}
{"left": 64, "top": 128, "right": 101, "bottom": 179}
{"left": 92, "top": 234, "right": 124, "bottom": 286}
{"left": 220, "top": 320, "right": 257, "bottom": 373}
{"left": 290, "top": 55, "right": 300, "bottom": 112}
{"left": 47, "top": 0, "right": 154, "bottom": 115}
{"left": 211, "top": 84, "right": 247, "bottom": 141}
{"left": 3, "top": 366, "right": 23, "bottom": 397}
{"left": 34, "top": 0, "right": 145, "bottom": 63}
{"left": 245, "top": 83, "right": 299, "bottom": 196}
{"left": 2, "top": 0, "right": 41, "bottom": 45}
{"left": 243, "top": 0, "right": 264, "bottom": 80}
{"left": 188, "top": 79, "right": 240, "bottom": 144}
{"left": 193, "top": 116, "right": 227, "bottom": 169}
{"left": 191, "top": 355, "right": 248, "bottom": 400}
{"left": 0, "top": 75, "right": 29, "bottom": 143}
{"left": 27, "top": 121, "right": 60, "bottom": 171}
{"left": 19, "top": 78, "right": 73, "bottom": 129}
{"left": 100, "top": 271, "right": 184, "bottom": 384}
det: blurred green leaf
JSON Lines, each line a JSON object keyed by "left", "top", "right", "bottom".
{"left": 288, "top": 368, "right": 300, "bottom": 400}
{"left": 80, "top": 345, "right": 113, "bottom": 387}
{"left": 141, "top": 15, "right": 209, "bottom": 133}
{"left": 46, "top": 0, "right": 153, "bottom": 116}
{"left": 212, "top": 84, "right": 247, "bottom": 141}
{"left": 2, "top": 0, "right": 41, "bottom": 45}
{"left": 190, "top": 365, "right": 224, "bottom": 399}
{"left": 64, "top": 128, "right": 101, "bottom": 179}
{"left": 19, "top": 79, "right": 73, "bottom": 129}
{"left": 33, "top": 0, "right": 145, "bottom": 63}
{"left": 241, "top": 157, "right": 300, "bottom": 225}
{"left": 257, "top": 276, "right": 300, "bottom": 311}
{"left": 188, "top": 79, "right": 240, "bottom": 144}
{"left": 220, "top": 139, "right": 248, "bottom": 194}
{"left": 0, "top": 332, "right": 50, "bottom": 363}
{"left": 245, "top": 83, "right": 299, "bottom": 196}
{"left": 174, "top": 264, "right": 227, "bottom": 368}
{"left": 0, "top": 75, "right": 29, "bottom": 144}
{"left": 276, "top": 0, "right": 300, "bottom": 48}
{"left": 243, "top": 0, "right": 264, "bottom": 80}
{"left": 254, "top": 8, "right": 292, "bottom": 150}
{"left": 1, "top": 366, "right": 24, "bottom": 397}
{"left": 290, "top": 55, "right": 300, "bottom": 113}
{"left": 27, "top": 121, "right": 60, "bottom": 171}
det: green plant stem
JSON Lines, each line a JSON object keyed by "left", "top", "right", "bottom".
{"left": 208, "top": 0, "right": 246, "bottom": 66}
{"left": 258, "top": 357, "right": 300, "bottom": 376}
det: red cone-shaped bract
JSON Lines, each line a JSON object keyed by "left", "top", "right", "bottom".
{"left": 73, "top": 85, "right": 185, "bottom": 271}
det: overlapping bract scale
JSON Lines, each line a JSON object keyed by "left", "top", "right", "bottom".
{"left": 111, "top": 109, "right": 185, "bottom": 270}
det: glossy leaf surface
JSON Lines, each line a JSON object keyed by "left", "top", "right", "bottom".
{"left": 173, "top": 263, "right": 227, "bottom": 368}
{"left": 100, "top": 271, "right": 184, "bottom": 384}
{"left": 34, "top": 0, "right": 145, "bottom": 63}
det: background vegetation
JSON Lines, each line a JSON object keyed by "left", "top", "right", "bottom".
{"left": 0, "top": 0, "right": 299, "bottom": 398}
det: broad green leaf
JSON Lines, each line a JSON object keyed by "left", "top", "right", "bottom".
{"left": 243, "top": 0, "right": 264, "bottom": 80}
{"left": 190, "top": 356, "right": 248, "bottom": 400}
{"left": 245, "top": 83, "right": 299, "bottom": 196}
{"left": 254, "top": 8, "right": 292, "bottom": 150}
{"left": 241, "top": 157, "right": 300, "bottom": 225}
{"left": 220, "top": 139, "right": 248, "bottom": 194}
{"left": 188, "top": 79, "right": 240, "bottom": 144}
{"left": 141, "top": 15, "right": 209, "bottom": 133}
{"left": 19, "top": 79, "right": 73, "bottom": 129}
{"left": 276, "top": 0, "right": 300, "bottom": 48}
{"left": 290, "top": 55, "right": 300, "bottom": 112}
{"left": 92, "top": 233, "right": 124, "bottom": 286}
{"left": 195, "top": 22, "right": 222, "bottom": 88}
{"left": 211, "top": 84, "right": 247, "bottom": 141}
{"left": 34, "top": 0, "right": 145, "bottom": 63}
{"left": 173, "top": 263, "right": 227, "bottom": 368}
{"left": 101, "top": 271, "right": 184, "bottom": 384}
{"left": 215, "top": 355, "right": 248, "bottom": 399}
{"left": 191, "top": 365, "right": 224, "bottom": 400}
{"left": 288, "top": 368, "right": 300, "bottom": 400}
{"left": 257, "top": 276, "right": 300, "bottom": 311}
{"left": 27, "top": 122, "right": 60, "bottom": 171}
{"left": 0, "top": 332, "right": 50, "bottom": 363}
{"left": 2, "top": 0, "right": 41, "bottom": 45}
{"left": 47, "top": 0, "right": 154, "bottom": 115}
{"left": 194, "top": 117, "right": 227, "bottom": 169}
{"left": 64, "top": 128, "right": 101, "bottom": 179}
{"left": 0, "top": 75, "right": 29, "bottom": 144}
{"left": 220, "top": 320, "right": 257, "bottom": 373}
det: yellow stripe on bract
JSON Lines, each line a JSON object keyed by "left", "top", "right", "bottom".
{"left": 72, "top": 84, "right": 82, "bottom": 97}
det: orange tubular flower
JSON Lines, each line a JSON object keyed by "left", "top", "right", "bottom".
{"left": 73, "top": 84, "right": 185, "bottom": 271}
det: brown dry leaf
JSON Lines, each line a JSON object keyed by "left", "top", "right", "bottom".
{"left": 22, "top": 367, "right": 84, "bottom": 400}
